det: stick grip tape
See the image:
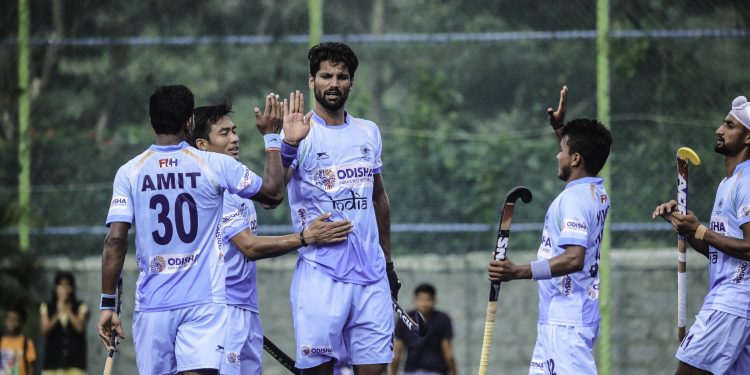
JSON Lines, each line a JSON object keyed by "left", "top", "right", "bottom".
{"left": 478, "top": 301, "right": 497, "bottom": 375}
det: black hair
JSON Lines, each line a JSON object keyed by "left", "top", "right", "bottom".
{"left": 188, "top": 101, "right": 233, "bottom": 147}
{"left": 308, "top": 42, "right": 359, "bottom": 79}
{"left": 414, "top": 283, "right": 436, "bottom": 298}
{"left": 49, "top": 271, "right": 80, "bottom": 315}
{"left": 561, "top": 118, "right": 613, "bottom": 176}
{"left": 149, "top": 85, "right": 195, "bottom": 135}
{"left": 5, "top": 304, "right": 27, "bottom": 324}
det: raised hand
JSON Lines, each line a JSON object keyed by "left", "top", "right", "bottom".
{"left": 547, "top": 85, "right": 568, "bottom": 130}
{"left": 255, "top": 93, "right": 283, "bottom": 135}
{"left": 97, "top": 310, "right": 125, "bottom": 350}
{"left": 282, "top": 90, "right": 312, "bottom": 146}
{"left": 302, "top": 213, "right": 353, "bottom": 245}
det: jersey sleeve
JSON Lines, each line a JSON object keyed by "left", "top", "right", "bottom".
{"left": 216, "top": 154, "right": 263, "bottom": 199}
{"left": 441, "top": 313, "right": 454, "bottom": 340}
{"left": 105, "top": 166, "right": 134, "bottom": 226}
{"left": 223, "top": 196, "right": 251, "bottom": 242}
{"left": 373, "top": 125, "right": 383, "bottom": 174}
{"left": 557, "top": 193, "right": 591, "bottom": 248}
{"left": 734, "top": 176, "right": 750, "bottom": 227}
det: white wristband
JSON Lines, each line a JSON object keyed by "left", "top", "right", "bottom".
{"left": 263, "top": 134, "right": 281, "bottom": 151}
{"left": 531, "top": 259, "right": 553, "bottom": 280}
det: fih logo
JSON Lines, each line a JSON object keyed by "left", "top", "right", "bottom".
{"left": 149, "top": 256, "right": 166, "bottom": 273}
{"left": 313, "top": 169, "right": 337, "bottom": 190}
{"left": 158, "top": 158, "right": 178, "bottom": 168}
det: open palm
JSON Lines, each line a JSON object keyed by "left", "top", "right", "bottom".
{"left": 282, "top": 90, "right": 311, "bottom": 145}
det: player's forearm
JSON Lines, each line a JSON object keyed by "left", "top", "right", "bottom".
{"left": 101, "top": 231, "right": 128, "bottom": 294}
{"left": 686, "top": 236, "right": 710, "bottom": 257}
{"left": 258, "top": 150, "right": 284, "bottom": 206}
{"left": 703, "top": 230, "right": 750, "bottom": 261}
{"left": 235, "top": 234, "right": 301, "bottom": 261}
{"left": 373, "top": 185, "right": 392, "bottom": 262}
{"left": 549, "top": 251, "right": 585, "bottom": 276}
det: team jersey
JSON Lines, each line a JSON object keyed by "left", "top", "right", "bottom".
{"left": 222, "top": 193, "right": 259, "bottom": 311}
{"left": 536, "top": 176, "right": 610, "bottom": 326}
{"left": 702, "top": 159, "right": 750, "bottom": 318}
{"left": 105, "top": 141, "right": 262, "bottom": 312}
{"left": 283, "top": 111, "right": 385, "bottom": 285}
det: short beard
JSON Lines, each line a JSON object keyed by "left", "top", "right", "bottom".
{"left": 314, "top": 89, "right": 348, "bottom": 111}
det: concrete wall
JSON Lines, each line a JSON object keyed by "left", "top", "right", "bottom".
{"left": 43, "top": 249, "right": 709, "bottom": 374}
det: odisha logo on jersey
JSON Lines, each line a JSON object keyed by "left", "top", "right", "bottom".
{"left": 733, "top": 262, "right": 748, "bottom": 284}
{"left": 562, "top": 219, "right": 588, "bottom": 235}
{"left": 226, "top": 352, "right": 240, "bottom": 365}
{"left": 149, "top": 256, "right": 166, "bottom": 273}
{"left": 560, "top": 275, "right": 573, "bottom": 296}
{"left": 300, "top": 345, "right": 332, "bottom": 356}
{"left": 110, "top": 196, "right": 128, "bottom": 208}
{"left": 238, "top": 167, "right": 253, "bottom": 189}
{"left": 313, "top": 169, "right": 336, "bottom": 190}
{"left": 297, "top": 208, "right": 307, "bottom": 227}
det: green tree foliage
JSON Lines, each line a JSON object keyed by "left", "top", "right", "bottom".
{"left": 0, "top": 0, "right": 748, "bottom": 255}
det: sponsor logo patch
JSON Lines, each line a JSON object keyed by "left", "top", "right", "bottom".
{"left": 561, "top": 219, "right": 588, "bottom": 235}
{"left": 300, "top": 345, "right": 333, "bottom": 356}
{"left": 110, "top": 195, "right": 128, "bottom": 209}
{"left": 316, "top": 152, "right": 330, "bottom": 160}
{"left": 710, "top": 216, "right": 728, "bottom": 236}
{"left": 733, "top": 261, "right": 748, "bottom": 284}
{"left": 537, "top": 230, "right": 553, "bottom": 259}
{"left": 360, "top": 144, "right": 372, "bottom": 161}
{"left": 740, "top": 205, "right": 750, "bottom": 219}
{"left": 587, "top": 281, "right": 600, "bottom": 300}
{"left": 560, "top": 275, "right": 573, "bottom": 296}
{"left": 148, "top": 253, "right": 199, "bottom": 274}
{"left": 237, "top": 167, "right": 254, "bottom": 190}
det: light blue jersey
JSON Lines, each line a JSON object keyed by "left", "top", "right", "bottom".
{"left": 703, "top": 160, "right": 750, "bottom": 318}
{"left": 105, "top": 141, "right": 262, "bottom": 312}
{"left": 222, "top": 193, "right": 259, "bottom": 311}
{"left": 536, "top": 177, "right": 610, "bottom": 326}
{"left": 283, "top": 111, "right": 385, "bottom": 285}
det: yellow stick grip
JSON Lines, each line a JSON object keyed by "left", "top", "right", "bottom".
{"left": 478, "top": 301, "right": 498, "bottom": 375}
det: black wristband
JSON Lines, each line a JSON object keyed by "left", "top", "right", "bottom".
{"left": 100, "top": 295, "right": 116, "bottom": 310}
{"left": 299, "top": 229, "right": 308, "bottom": 246}
{"left": 386, "top": 261, "right": 394, "bottom": 272}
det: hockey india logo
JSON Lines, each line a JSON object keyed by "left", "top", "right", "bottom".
{"left": 301, "top": 345, "right": 311, "bottom": 356}
{"left": 226, "top": 352, "right": 240, "bottom": 365}
{"left": 360, "top": 144, "right": 371, "bottom": 160}
{"left": 149, "top": 256, "right": 166, "bottom": 273}
{"left": 313, "top": 169, "right": 336, "bottom": 190}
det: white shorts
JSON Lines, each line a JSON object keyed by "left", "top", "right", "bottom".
{"left": 676, "top": 309, "right": 750, "bottom": 374}
{"left": 220, "top": 306, "right": 263, "bottom": 375}
{"left": 290, "top": 259, "right": 394, "bottom": 369}
{"left": 529, "top": 323, "right": 598, "bottom": 375}
{"left": 133, "top": 303, "right": 226, "bottom": 375}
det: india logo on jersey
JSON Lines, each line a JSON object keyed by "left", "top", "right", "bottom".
{"left": 313, "top": 168, "right": 337, "bottom": 190}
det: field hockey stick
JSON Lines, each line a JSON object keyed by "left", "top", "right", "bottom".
{"left": 676, "top": 147, "right": 700, "bottom": 342}
{"left": 263, "top": 336, "right": 300, "bottom": 375}
{"left": 103, "top": 276, "right": 123, "bottom": 375}
{"left": 478, "top": 186, "right": 532, "bottom": 375}
{"left": 392, "top": 296, "right": 428, "bottom": 337}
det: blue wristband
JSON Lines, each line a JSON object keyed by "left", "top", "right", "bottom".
{"left": 531, "top": 259, "right": 553, "bottom": 280}
{"left": 264, "top": 134, "right": 281, "bottom": 151}
{"left": 100, "top": 293, "right": 117, "bottom": 310}
{"left": 281, "top": 141, "right": 298, "bottom": 167}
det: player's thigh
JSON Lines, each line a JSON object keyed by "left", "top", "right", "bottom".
{"left": 677, "top": 309, "right": 750, "bottom": 374}
{"left": 239, "top": 311, "right": 263, "bottom": 375}
{"left": 727, "top": 324, "right": 750, "bottom": 375}
{"left": 133, "top": 309, "right": 179, "bottom": 375}
{"left": 291, "top": 259, "right": 352, "bottom": 368}
{"left": 174, "top": 303, "right": 227, "bottom": 373}
{"left": 529, "top": 323, "right": 597, "bottom": 375}
{"left": 345, "top": 276, "right": 394, "bottom": 366}
{"left": 219, "top": 306, "right": 255, "bottom": 375}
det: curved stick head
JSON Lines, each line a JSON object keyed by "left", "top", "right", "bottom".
{"left": 505, "top": 186, "right": 532, "bottom": 205}
{"left": 677, "top": 147, "right": 701, "bottom": 166}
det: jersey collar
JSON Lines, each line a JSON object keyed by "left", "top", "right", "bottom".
{"left": 311, "top": 110, "right": 351, "bottom": 129}
{"left": 149, "top": 141, "right": 190, "bottom": 152}
{"left": 565, "top": 176, "right": 604, "bottom": 190}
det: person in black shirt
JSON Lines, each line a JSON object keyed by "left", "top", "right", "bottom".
{"left": 391, "top": 284, "right": 457, "bottom": 375}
